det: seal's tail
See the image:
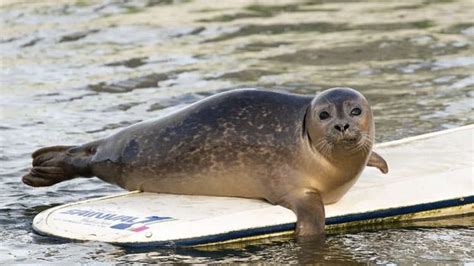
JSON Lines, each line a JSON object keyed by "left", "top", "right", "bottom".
{"left": 22, "top": 144, "right": 93, "bottom": 187}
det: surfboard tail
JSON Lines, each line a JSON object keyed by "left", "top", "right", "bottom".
{"left": 22, "top": 144, "right": 93, "bottom": 187}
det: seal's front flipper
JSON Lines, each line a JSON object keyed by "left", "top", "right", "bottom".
{"left": 367, "top": 151, "right": 388, "bottom": 174}
{"left": 283, "top": 190, "right": 326, "bottom": 238}
{"left": 22, "top": 144, "right": 93, "bottom": 187}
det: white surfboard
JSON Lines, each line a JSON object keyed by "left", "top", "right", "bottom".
{"left": 33, "top": 125, "right": 474, "bottom": 247}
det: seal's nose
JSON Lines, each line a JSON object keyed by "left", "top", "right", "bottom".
{"left": 334, "top": 123, "right": 349, "bottom": 132}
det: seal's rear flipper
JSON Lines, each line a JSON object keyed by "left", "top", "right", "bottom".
{"left": 367, "top": 151, "right": 388, "bottom": 174}
{"left": 22, "top": 145, "right": 93, "bottom": 187}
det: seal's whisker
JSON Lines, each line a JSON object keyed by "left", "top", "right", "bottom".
{"left": 315, "top": 138, "right": 333, "bottom": 158}
{"left": 349, "top": 133, "right": 372, "bottom": 155}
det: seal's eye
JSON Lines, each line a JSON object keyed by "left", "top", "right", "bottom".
{"left": 319, "top": 111, "right": 330, "bottom": 120}
{"left": 351, "top": 108, "right": 362, "bottom": 116}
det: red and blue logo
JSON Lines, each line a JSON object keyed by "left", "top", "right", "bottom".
{"left": 110, "top": 216, "right": 172, "bottom": 232}
{"left": 60, "top": 209, "right": 174, "bottom": 232}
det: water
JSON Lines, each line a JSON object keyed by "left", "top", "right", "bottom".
{"left": 1, "top": 0, "right": 473, "bottom": 263}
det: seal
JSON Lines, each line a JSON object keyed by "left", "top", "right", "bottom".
{"left": 22, "top": 88, "right": 388, "bottom": 237}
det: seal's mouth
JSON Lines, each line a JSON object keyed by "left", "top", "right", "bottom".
{"left": 332, "top": 132, "right": 368, "bottom": 153}
{"left": 334, "top": 133, "right": 361, "bottom": 145}
{"left": 313, "top": 131, "right": 370, "bottom": 158}
{"left": 341, "top": 137, "right": 358, "bottom": 143}
{"left": 337, "top": 138, "right": 362, "bottom": 150}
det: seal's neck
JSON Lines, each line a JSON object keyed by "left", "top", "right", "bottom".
{"left": 302, "top": 106, "right": 319, "bottom": 154}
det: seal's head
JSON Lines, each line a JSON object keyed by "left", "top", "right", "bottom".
{"left": 305, "top": 87, "right": 374, "bottom": 159}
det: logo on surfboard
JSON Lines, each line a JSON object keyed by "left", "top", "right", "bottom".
{"left": 60, "top": 209, "right": 174, "bottom": 232}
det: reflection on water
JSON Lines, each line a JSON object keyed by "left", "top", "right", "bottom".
{"left": 0, "top": 0, "right": 473, "bottom": 263}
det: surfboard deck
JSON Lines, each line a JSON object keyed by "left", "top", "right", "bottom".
{"left": 32, "top": 125, "right": 474, "bottom": 247}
